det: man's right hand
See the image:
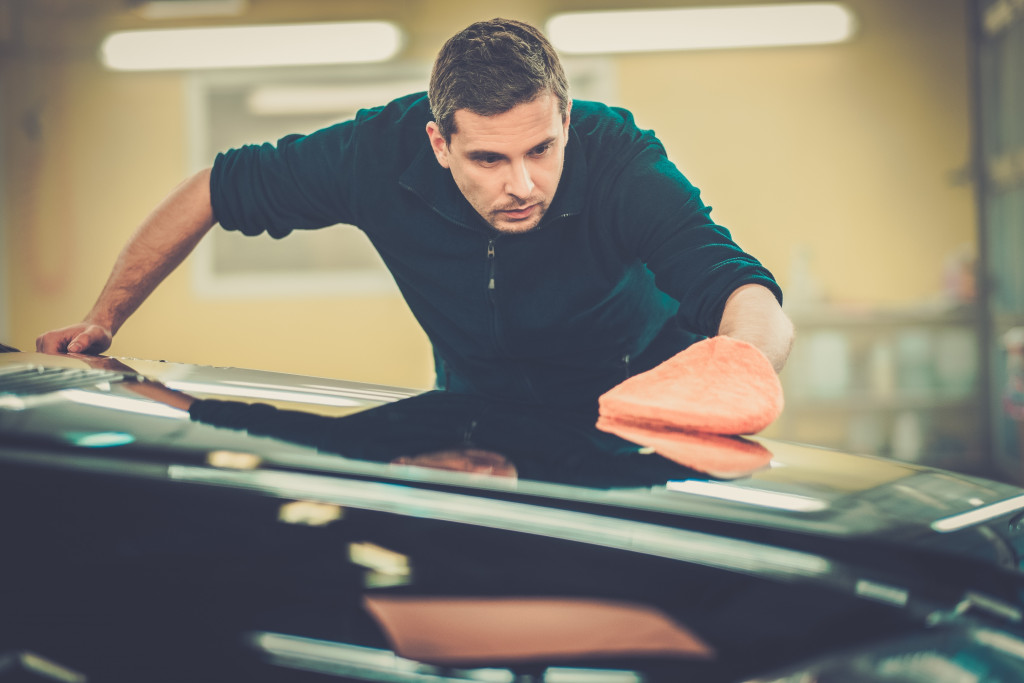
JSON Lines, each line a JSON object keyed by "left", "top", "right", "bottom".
{"left": 36, "top": 323, "right": 113, "bottom": 355}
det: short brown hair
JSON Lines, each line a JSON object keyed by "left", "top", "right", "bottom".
{"left": 428, "top": 18, "right": 570, "bottom": 143}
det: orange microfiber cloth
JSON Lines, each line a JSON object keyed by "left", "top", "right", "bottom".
{"left": 595, "top": 416, "right": 774, "bottom": 477}
{"left": 597, "top": 336, "right": 783, "bottom": 475}
{"left": 599, "top": 335, "right": 783, "bottom": 435}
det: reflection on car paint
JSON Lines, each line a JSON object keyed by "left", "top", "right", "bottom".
{"left": 666, "top": 479, "right": 828, "bottom": 512}
{"left": 933, "top": 494, "right": 1024, "bottom": 533}
{"left": 164, "top": 380, "right": 363, "bottom": 408}
{"left": 61, "top": 388, "right": 189, "bottom": 419}
{"left": 168, "top": 464, "right": 833, "bottom": 580}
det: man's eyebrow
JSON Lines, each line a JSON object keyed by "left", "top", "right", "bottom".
{"left": 466, "top": 149, "right": 507, "bottom": 161}
{"left": 464, "top": 137, "right": 558, "bottom": 161}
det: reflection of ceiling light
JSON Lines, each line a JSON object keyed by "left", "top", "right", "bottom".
{"left": 163, "top": 380, "right": 361, "bottom": 407}
{"left": 252, "top": 631, "right": 644, "bottom": 682}
{"left": 251, "top": 632, "right": 449, "bottom": 679}
{"left": 61, "top": 389, "right": 188, "bottom": 419}
{"left": 171, "top": 465, "right": 831, "bottom": 577}
{"left": 546, "top": 3, "right": 856, "bottom": 54}
{"left": 667, "top": 480, "right": 829, "bottom": 512}
{"left": 976, "top": 629, "right": 1024, "bottom": 660}
{"left": 65, "top": 431, "right": 137, "bottom": 448}
{"left": 247, "top": 80, "right": 427, "bottom": 116}
{"left": 100, "top": 21, "right": 403, "bottom": 71}
{"left": 932, "top": 494, "right": 1024, "bottom": 533}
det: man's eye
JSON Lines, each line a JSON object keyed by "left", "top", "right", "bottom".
{"left": 479, "top": 155, "right": 502, "bottom": 165}
{"left": 530, "top": 144, "right": 551, "bottom": 156}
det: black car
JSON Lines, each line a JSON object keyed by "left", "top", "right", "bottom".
{"left": 3, "top": 349, "right": 1024, "bottom": 682}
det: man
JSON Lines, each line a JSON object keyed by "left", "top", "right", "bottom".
{"left": 37, "top": 18, "right": 793, "bottom": 413}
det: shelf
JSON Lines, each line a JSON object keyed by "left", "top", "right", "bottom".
{"left": 994, "top": 314, "right": 1024, "bottom": 329}
{"left": 771, "top": 303, "right": 985, "bottom": 473}
{"left": 787, "top": 304, "right": 981, "bottom": 329}
{"left": 784, "top": 394, "right": 977, "bottom": 413}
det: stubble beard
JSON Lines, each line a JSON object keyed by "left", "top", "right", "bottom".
{"left": 488, "top": 199, "right": 547, "bottom": 234}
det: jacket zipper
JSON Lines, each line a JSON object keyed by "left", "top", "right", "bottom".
{"left": 485, "top": 238, "right": 511, "bottom": 360}
{"left": 463, "top": 419, "right": 479, "bottom": 446}
{"left": 486, "top": 239, "right": 497, "bottom": 304}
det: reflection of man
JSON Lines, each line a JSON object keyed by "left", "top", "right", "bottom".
{"left": 37, "top": 18, "right": 793, "bottom": 411}
{"left": 392, "top": 449, "right": 518, "bottom": 478}
{"left": 96, "top": 359, "right": 520, "bottom": 478}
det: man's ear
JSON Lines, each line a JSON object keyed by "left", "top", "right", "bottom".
{"left": 425, "top": 122, "right": 450, "bottom": 169}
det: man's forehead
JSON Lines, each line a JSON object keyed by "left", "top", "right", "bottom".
{"left": 449, "top": 95, "right": 564, "bottom": 150}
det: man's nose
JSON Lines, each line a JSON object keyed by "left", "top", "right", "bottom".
{"left": 504, "top": 159, "right": 535, "bottom": 199}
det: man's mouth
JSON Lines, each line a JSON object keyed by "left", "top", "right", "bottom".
{"left": 498, "top": 204, "right": 538, "bottom": 221}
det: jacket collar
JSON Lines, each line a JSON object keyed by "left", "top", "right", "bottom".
{"left": 399, "top": 126, "right": 588, "bottom": 233}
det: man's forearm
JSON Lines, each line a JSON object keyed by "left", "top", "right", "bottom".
{"left": 86, "top": 168, "right": 216, "bottom": 335}
{"left": 37, "top": 168, "right": 217, "bottom": 354}
{"left": 717, "top": 284, "right": 795, "bottom": 373}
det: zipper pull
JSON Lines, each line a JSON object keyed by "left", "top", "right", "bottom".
{"left": 487, "top": 240, "right": 496, "bottom": 292}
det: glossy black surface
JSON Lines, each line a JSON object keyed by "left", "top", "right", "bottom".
{"left": 5, "top": 351, "right": 1024, "bottom": 682}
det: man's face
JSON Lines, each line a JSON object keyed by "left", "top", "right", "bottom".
{"left": 426, "top": 93, "right": 571, "bottom": 233}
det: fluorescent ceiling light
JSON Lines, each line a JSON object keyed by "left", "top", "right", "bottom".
{"left": 546, "top": 3, "right": 856, "bottom": 54}
{"left": 100, "top": 21, "right": 403, "bottom": 71}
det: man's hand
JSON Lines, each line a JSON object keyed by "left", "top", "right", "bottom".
{"left": 36, "top": 323, "right": 113, "bottom": 355}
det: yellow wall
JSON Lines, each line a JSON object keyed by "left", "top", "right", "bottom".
{"left": 0, "top": 0, "right": 975, "bottom": 388}
{"left": 618, "top": 0, "right": 975, "bottom": 306}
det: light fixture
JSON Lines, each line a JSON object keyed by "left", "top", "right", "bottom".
{"left": 546, "top": 3, "right": 856, "bottom": 54}
{"left": 100, "top": 21, "right": 403, "bottom": 71}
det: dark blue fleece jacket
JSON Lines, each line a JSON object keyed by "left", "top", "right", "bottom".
{"left": 210, "top": 93, "right": 781, "bottom": 409}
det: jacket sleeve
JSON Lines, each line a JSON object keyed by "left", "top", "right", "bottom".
{"left": 207, "top": 120, "right": 364, "bottom": 240}
{"left": 209, "top": 119, "right": 362, "bottom": 239}
{"left": 599, "top": 118, "right": 781, "bottom": 336}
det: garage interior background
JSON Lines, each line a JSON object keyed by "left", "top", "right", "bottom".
{"left": 0, "top": 0, "right": 1020, "bottom": 480}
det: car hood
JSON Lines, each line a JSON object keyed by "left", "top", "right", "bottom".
{"left": 3, "top": 350, "right": 1024, "bottom": 564}
{"left": 7, "top": 350, "right": 1024, "bottom": 683}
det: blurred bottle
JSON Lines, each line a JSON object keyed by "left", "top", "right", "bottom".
{"left": 869, "top": 340, "right": 895, "bottom": 399}
{"left": 941, "top": 243, "right": 977, "bottom": 307}
{"left": 787, "top": 243, "right": 824, "bottom": 310}
{"left": 1003, "top": 327, "right": 1024, "bottom": 422}
{"left": 891, "top": 411, "right": 925, "bottom": 462}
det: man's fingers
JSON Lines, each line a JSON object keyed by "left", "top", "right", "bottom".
{"left": 35, "top": 332, "right": 69, "bottom": 354}
{"left": 66, "top": 330, "right": 96, "bottom": 353}
{"left": 68, "top": 328, "right": 111, "bottom": 355}
{"left": 36, "top": 325, "right": 111, "bottom": 355}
